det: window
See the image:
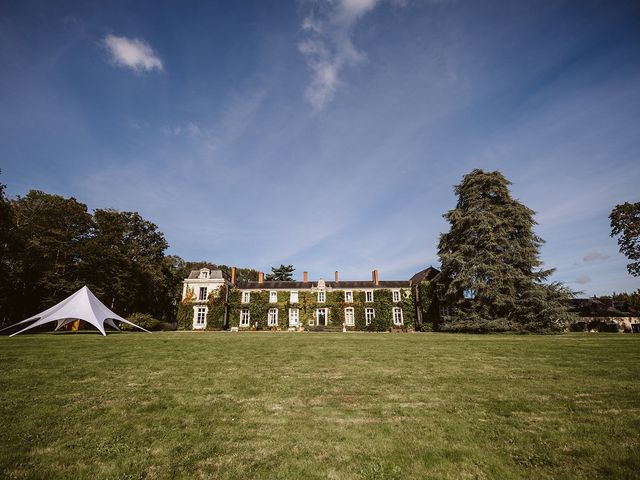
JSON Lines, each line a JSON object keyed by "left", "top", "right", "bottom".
{"left": 393, "top": 307, "right": 403, "bottom": 325}
{"left": 365, "top": 290, "right": 374, "bottom": 302}
{"left": 240, "top": 309, "right": 250, "bottom": 326}
{"left": 199, "top": 287, "right": 208, "bottom": 301}
{"left": 392, "top": 290, "right": 400, "bottom": 303}
{"left": 439, "top": 306, "right": 450, "bottom": 317}
{"left": 199, "top": 269, "right": 209, "bottom": 279}
{"left": 269, "top": 291, "right": 278, "bottom": 303}
{"left": 268, "top": 308, "right": 278, "bottom": 326}
{"left": 290, "top": 291, "right": 298, "bottom": 303}
{"left": 242, "top": 291, "right": 250, "bottom": 303}
{"left": 365, "top": 308, "right": 375, "bottom": 325}
{"left": 317, "top": 291, "right": 325, "bottom": 303}
{"left": 195, "top": 307, "right": 207, "bottom": 326}
{"left": 289, "top": 308, "right": 299, "bottom": 326}
{"left": 344, "top": 291, "right": 353, "bottom": 303}
{"left": 344, "top": 307, "right": 354, "bottom": 326}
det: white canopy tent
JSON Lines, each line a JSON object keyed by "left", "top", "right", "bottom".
{"left": 1, "top": 286, "right": 151, "bottom": 336}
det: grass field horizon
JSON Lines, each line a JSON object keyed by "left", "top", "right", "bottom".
{"left": 1, "top": 332, "right": 639, "bottom": 479}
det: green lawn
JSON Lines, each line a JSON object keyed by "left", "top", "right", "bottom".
{"left": 1, "top": 332, "right": 639, "bottom": 479}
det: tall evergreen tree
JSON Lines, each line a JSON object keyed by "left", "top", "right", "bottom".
{"left": 437, "top": 169, "right": 573, "bottom": 333}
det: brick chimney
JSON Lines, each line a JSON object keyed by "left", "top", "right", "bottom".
{"left": 335, "top": 271, "right": 339, "bottom": 283}
{"left": 303, "top": 271, "right": 309, "bottom": 283}
{"left": 372, "top": 269, "right": 379, "bottom": 286}
{"left": 231, "top": 266, "right": 237, "bottom": 285}
{"left": 258, "top": 271, "right": 264, "bottom": 284}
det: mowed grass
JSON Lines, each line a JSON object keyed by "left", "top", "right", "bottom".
{"left": 1, "top": 333, "right": 639, "bottom": 480}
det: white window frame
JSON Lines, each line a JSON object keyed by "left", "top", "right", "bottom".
{"left": 344, "top": 291, "right": 353, "bottom": 303}
{"left": 365, "top": 308, "right": 375, "bottom": 325}
{"left": 269, "top": 291, "right": 278, "bottom": 303}
{"left": 317, "top": 291, "right": 326, "bottom": 303}
{"left": 289, "top": 308, "right": 299, "bottom": 326}
{"left": 241, "top": 291, "right": 250, "bottom": 303}
{"left": 198, "top": 287, "right": 208, "bottom": 301}
{"left": 268, "top": 308, "right": 278, "bottom": 326}
{"left": 365, "top": 290, "right": 374, "bottom": 303}
{"left": 240, "top": 309, "right": 250, "bottom": 326}
{"left": 194, "top": 306, "right": 207, "bottom": 327}
{"left": 392, "top": 290, "right": 401, "bottom": 303}
{"left": 393, "top": 307, "right": 404, "bottom": 325}
{"left": 290, "top": 291, "right": 298, "bottom": 303}
{"left": 344, "top": 307, "right": 355, "bottom": 326}
{"left": 316, "top": 307, "right": 328, "bottom": 325}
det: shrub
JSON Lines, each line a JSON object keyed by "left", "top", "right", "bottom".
{"left": 124, "top": 312, "right": 172, "bottom": 331}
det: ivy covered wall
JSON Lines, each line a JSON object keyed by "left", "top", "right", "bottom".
{"left": 224, "top": 288, "right": 415, "bottom": 331}
{"left": 178, "top": 284, "right": 426, "bottom": 332}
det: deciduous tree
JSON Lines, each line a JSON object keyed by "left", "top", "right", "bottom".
{"left": 610, "top": 201, "right": 640, "bottom": 276}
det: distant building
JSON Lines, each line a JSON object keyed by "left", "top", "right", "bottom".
{"left": 181, "top": 267, "right": 440, "bottom": 331}
{"left": 569, "top": 297, "right": 640, "bottom": 333}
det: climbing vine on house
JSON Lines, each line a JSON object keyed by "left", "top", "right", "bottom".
{"left": 224, "top": 287, "right": 415, "bottom": 331}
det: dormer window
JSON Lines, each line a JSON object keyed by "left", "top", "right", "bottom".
{"left": 199, "top": 269, "right": 209, "bottom": 279}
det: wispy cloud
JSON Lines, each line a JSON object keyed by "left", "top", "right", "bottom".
{"left": 575, "top": 275, "right": 592, "bottom": 285}
{"left": 583, "top": 250, "right": 610, "bottom": 263}
{"left": 103, "top": 34, "right": 163, "bottom": 73}
{"left": 298, "top": 0, "right": 380, "bottom": 110}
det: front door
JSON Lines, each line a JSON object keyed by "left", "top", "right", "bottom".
{"left": 317, "top": 308, "right": 327, "bottom": 326}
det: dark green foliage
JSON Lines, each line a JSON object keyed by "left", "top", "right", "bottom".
{"left": 8, "top": 190, "right": 94, "bottom": 320}
{"left": 177, "top": 299, "right": 195, "bottom": 330}
{"left": 123, "top": 313, "right": 171, "bottom": 331}
{"left": 265, "top": 264, "right": 295, "bottom": 281}
{"left": 82, "top": 209, "right": 173, "bottom": 320}
{"left": 610, "top": 202, "right": 640, "bottom": 276}
{"left": 437, "top": 169, "right": 573, "bottom": 333}
{"left": 0, "top": 175, "right": 17, "bottom": 327}
{"left": 206, "top": 284, "right": 227, "bottom": 330}
{"left": 0, "top": 187, "right": 185, "bottom": 327}
{"left": 611, "top": 290, "right": 640, "bottom": 312}
{"left": 414, "top": 281, "right": 436, "bottom": 331}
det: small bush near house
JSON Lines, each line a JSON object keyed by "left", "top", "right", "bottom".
{"left": 123, "top": 313, "right": 172, "bottom": 331}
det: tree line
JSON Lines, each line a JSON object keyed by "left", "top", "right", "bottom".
{"left": 1, "top": 169, "right": 637, "bottom": 333}
{"left": 0, "top": 179, "right": 257, "bottom": 328}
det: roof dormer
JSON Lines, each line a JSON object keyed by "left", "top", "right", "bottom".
{"left": 199, "top": 268, "right": 210, "bottom": 279}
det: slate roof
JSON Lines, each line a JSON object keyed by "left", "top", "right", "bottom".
{"left": 235, "top": 280, "right": 410, "bottom": 290}
{"left": 187, "top": 269, "right": 225, "bottom": 280}
{"left": 409, "top": 266, "right": 440, "bottom": 284}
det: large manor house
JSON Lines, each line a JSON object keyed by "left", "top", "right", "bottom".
{"left": 180, "top": 266, "right": 440, "bottom": 331}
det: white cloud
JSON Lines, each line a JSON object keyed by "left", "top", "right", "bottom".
{"left": 103, "top": 35, "right": 163, "bottom": 73}
{"left": 298, "top": 0, "right": 380, "bottom": 111}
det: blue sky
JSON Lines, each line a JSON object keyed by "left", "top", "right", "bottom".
{"left": 1, "top": 0, "right": 639, "bottom": 294}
